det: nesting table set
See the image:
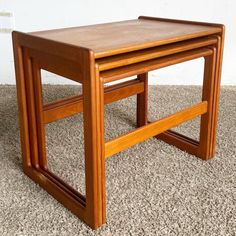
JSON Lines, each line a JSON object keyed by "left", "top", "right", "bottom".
{"left": 13, "top": 16, "right": 225, "bottom": 229}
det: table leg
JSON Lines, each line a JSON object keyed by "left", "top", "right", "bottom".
{"left": 209, "top": 35, "right": 225, "bottom": 157}
{"left": 198, "top": 48, "right": 217, "bottom": 160}
{"left": 12, "top": 35, "right": 32, "bottom": 170}
{"left": 83, "top": 63, "right": 106, "bottom": 229}
{"left": 137, "top": 73, "right": 148, "bottom": 127}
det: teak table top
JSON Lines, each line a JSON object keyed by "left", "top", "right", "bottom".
{"left": 30, "top": 17, "right": 222, "bottom": 58}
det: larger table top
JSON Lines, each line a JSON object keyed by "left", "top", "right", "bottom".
{"left": 30, "top": 17, "right": 222, "bottom": 58}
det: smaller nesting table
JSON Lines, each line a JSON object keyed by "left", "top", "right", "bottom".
{"left": 12, "top": 16, "right": 225, "bottom": 229}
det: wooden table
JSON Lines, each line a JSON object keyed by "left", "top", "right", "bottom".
{"left": 12, "top": 16, "right": 225, "bottom": 229}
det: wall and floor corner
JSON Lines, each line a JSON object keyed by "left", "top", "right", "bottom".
{"left": 0, "top": 0, "right": 235, "bottom": 85}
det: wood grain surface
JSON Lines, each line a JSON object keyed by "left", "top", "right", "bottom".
{"left": 30, "top": 18, "right": 222, "bottom": 58}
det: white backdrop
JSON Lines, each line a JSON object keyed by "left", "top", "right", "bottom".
{"left": 0, "top": 0, "right": 235, "bottom": 85}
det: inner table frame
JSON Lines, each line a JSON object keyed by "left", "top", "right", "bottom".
{"left": 12, "top": 17, "right": 225, "bottom": 229}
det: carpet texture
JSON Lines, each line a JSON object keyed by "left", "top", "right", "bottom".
{"left": 0, "top": 85, "right": 236, "bottom": 236}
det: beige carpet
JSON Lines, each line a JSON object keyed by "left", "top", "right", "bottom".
{"left": 0, "top": 85, "right": 235, "bottom": 236}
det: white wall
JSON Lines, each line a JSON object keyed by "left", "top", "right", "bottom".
{"left": 0, "top": 0, "right": 235, "bottom": 85}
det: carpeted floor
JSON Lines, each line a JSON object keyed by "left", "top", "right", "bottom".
{"left": 0, "top": 85, "right": 236, "bottom": 236}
